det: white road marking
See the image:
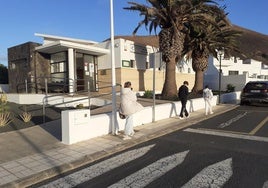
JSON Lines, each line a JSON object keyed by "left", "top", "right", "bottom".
{"left": 218, "top": 112, "right": 247, "bottom": 128}
{"left": 39, "top": 144, "right": 155, "bottom": 188}
{"left": 108, "top": 150, "right": 189, "bottom": 188}
{"left": 184, "top": 128, "right": 268, "bottom": 142}
{"left": 250, "top": 116, "right": 268, "bottom": 135}
{"left": 182, "top": 158, "right": 233, "bottom": 188}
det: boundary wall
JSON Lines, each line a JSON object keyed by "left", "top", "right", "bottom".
{"left": 62, "top": 96, "right": 218, "bottom": 144}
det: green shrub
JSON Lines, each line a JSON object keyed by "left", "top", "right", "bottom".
{"left": 226, "top": 84, "right": 235, "bottom": 93}
{"left": 143, "top": 90, "right": 153, "bottom": 98}
{"left": 76, "top": 103, "right": 84, "bottom": 109}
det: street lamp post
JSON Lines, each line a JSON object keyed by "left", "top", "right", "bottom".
{"left": 218, "top": 49, "right": 224, "bottom": 104}
{"left": 110, "top": 0, "right": 117, "bottom": 135}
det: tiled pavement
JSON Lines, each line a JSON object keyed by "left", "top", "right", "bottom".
{"left": 0, "top": 101, "right": 237, "bottom": 188}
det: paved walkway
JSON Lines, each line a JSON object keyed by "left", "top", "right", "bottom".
{"left": 0, "top": 100, "right": 238, "bottom": 188}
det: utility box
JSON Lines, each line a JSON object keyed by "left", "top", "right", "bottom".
{"left": 62, "top": 109, "right": 90, "bottom": 145}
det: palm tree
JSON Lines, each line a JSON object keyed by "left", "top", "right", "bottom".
{"left": 183, "top": 4, "right": 242, "bottom": 93}
{"left": 124, "top": 0, "right": 218, "bottom": 99}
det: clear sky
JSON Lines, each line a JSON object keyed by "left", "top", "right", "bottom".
{"left": 1, "top": 0, "right": 267, "bottom": 66}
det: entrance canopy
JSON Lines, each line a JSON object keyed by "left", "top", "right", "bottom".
{"left": 34, "top": 33, "right": 109, "bottom": 55}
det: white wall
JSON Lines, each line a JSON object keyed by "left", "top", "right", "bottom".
{"left": 61, "top": 95, "right": 219, "bottom": 144}
{"left": 7, "top": 94, "right": 46, "bottom": 105}
{"left": 6, "top": 94, "right": 110, "bottom": 108}
{"left": 205, "top": 73, "right": 268, "bottom": 92}
{"left": 61, "top": 91, "right": 244, "bottom": 145}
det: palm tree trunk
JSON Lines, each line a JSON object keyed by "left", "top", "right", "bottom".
{"left": 161, "top": 57, "right": 177, "bottom": 99}
{"left": 192, "top": 52, "right": 209, "bottom": 94}
{"left": 192, "top": 69, "right": 204, "bottom": 94}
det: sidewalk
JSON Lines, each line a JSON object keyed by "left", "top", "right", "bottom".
{"left": 0, "top": 102, "right": 238, "bottom": 188}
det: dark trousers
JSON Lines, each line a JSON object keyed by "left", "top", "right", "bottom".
{"left": 180, "top": 98, "right": 188, "bottom": 117}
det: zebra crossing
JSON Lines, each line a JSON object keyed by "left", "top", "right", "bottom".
{"left": 108, "top": 150, "right": 189, "bottom": 188}
{"left": 181, "top": 158, "right": 232, "bottom": 188}
{"left": 37, "top": 143, "right": 268, "bottom": 188}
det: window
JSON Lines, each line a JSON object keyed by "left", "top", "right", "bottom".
{"left": 234, "top": 57, "right": 237, "bottom": 63}
{"left": 229, "top": 71, "right": 238, "bottom": 75}
{"left": 122, "top": 60, "right": 136, "bottom": 68}
{"left": 51, "top": 62, "right": 65, "bottom": 73}
{"left": 122, "top": 60, "right": 131, "bottom": 67}
{"left": 188, "top": 68, "right": 191, "bottom": 73}
{"left": 50, "top": 52, "right": 67, "bottom": 82}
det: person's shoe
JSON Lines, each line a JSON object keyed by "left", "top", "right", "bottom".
{"left": 210, "top": 112, "right": 214, "bottom": 115}
{"left": 186, "top": 114, "right": 190, "bottom": 118}
{"left": 122, "top": 135, "right": 132, "bottom": 140}
{"left": 179, "top": 116, "right": 184, "bottom": 119}
{"left": 130, "top": 132, "right": 135, "bottom": 137}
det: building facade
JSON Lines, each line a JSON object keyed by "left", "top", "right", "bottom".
{"left": 205, "top": 54, "right": 268, "bottom": 91}
{"left": 8, "top": 33, "right": 267, "bottom": 95}
{"left": 7, "top": 34, "right": 195, "bottom": 94}
{"left": 8, "top": 42, "right": 50, "bottom": 93}
{"left": 8, "top": 34, "right": 110, "bottom": 94}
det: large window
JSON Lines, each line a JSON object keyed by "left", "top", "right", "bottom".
{"left": 50, "top": 52, "right": 67, "bottom": 83}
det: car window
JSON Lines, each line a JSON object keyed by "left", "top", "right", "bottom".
{"left": 245, "top": 83, "right": 268, "bottom": 89}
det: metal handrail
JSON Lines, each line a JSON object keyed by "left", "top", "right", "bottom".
{"left": 16, "top": 76, "right": 74, "bottom": 94}
{"left": 41, "top": 81, "right": 121, "bottom": 124}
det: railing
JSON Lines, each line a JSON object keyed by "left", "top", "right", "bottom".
{"left": 15, "top": 77, "right": 122, "bottom": 123}
{"left": 41, "top": 81, "right": 122, "bottom": 124}
{"left": 16, "top": 76, "right": 74, "bottom": 94}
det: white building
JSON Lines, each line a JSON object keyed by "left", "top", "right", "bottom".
{"left": 95, "top": 37, "right": 195, "bottom": 92}
{"left": 205, "top": 55, "right": 268, "bottom": 91}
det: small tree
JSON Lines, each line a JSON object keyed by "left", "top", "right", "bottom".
{"left": 143, "top": 90, "right": 153, "bottom": 98}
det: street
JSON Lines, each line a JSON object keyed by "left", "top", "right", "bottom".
{"left": 32, "top": 105, "right": 268, "bottom": 188}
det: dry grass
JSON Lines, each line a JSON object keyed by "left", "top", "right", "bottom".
{"left": 19, "top": 112, "right": 32, "bottom": 123}
{"left": 0, "top": 112, "right": 12, "bottom": 127}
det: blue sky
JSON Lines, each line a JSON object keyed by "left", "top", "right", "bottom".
{"left": 1, "top": 0, "right": 267, "bottom": 66}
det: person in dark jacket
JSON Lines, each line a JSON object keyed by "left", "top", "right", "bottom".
{"left": 178, "top": 81, "right": 189, "bottom": 119}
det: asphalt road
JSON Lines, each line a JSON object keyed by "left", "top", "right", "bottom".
{"left": 33, "top": 105, "right": 268, "bottom": 188}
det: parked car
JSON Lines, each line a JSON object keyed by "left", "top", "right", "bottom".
{"left": 240, "top": 81, "right": 268, "bottom": 105}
